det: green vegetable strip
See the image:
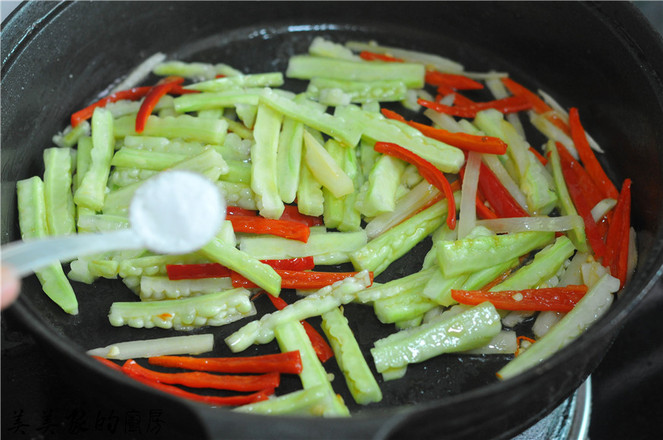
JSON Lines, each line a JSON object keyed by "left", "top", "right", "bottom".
{"left": 238, "top": 229, "right": 368, "bottom": 265}
{"left": 185, "top": 72, "right": 284, "bottom": 92}
{"left": 296, "top": 155, "right": 325, "bottom": 217}
{"left": 172, "top": 89, "right": 263, "bottom": 113}
{"left": 200, "top": 237, "right": 281, "bottom": 296}
{"left": 74, "top": 107, "right": 114, "bottom": 211}
{"left": 287, "top": 55, "right": 425, "bottom": 88}
{"left": 436, "top": 231, "right": 555, "bottom": 278}
{"left": 16, "top": 177, "right": 78, "bottom": 314}
{"left": 74, "top": 136, "right": 93, "bottom": 192}
{"left": 373, "top": 288, "right": 437, "bottom": 324}
{"left": 357, "top": 267, "right": 436, "bottom": 303}
{"left": 277, "top": 117, "right": 304, "bottom": 204}
{"left": 110, "top": 148, "right": 188, "bottom": 170}
{"left": 153, "top": 60, "right": 240, "bottom": 80}
{"left": 335, "top": 105, "right": 464, "bottom": 173}
{"left": 139, "top": 275, "right": 233, "bottom": 301}
{"left": 77, "top": 213, "right": 129, "bottom": 232}
{"left": 355, "top": 155, "right": 407, "bottom": 217}
{"left": 216, "top": 181, "right": 258, "bottom": 210}
{"left": 251, "top": 103, "right": 285, "bottom": 219}
{"left": 338, "top": 141, "right": 363, "bottom": 232}
{"left": 321, "top": 139, "right": 347, "bottom": 229}
{"left": 52, "top": 120, "right": 90, "bottom": 148}
{"left": 420, "top": 270, "right": 469, "bottom": 307}
{"left": 321, "top": 307, "right": 383, "bottom": 405}
{"left": 108, "top": 168, "right": 158, "bottom": 189}
{"left": 108, "top": 288, "right": 255, "bottom": 331}
{"left": 122, "top": 136, "right": 206, "bottom": 155}
{"left": 234, "top": 385, "right": 332, "bottom": 416}
{"left": 43, "top": 147, "right": 76, "bottom": 236}
{"left": 371, "top": 302, "right": 502, "bottom": 374}
{"left": 344, "top": 40, "right": 465, "bottom": 73}
{"left": 274, "top": 320, "right": 350, "bottom": 417}
{"left": 546, "top": 140, "right": 589, "bottom": 252}
{"left": 225, "top": 271, "right": 372, "bottom": 351}
{"left": 221, "top": 160, "right": 251, "bottom": 184}
{"left": 260, "top": 88, "right": 362, "bottom": 147}
{"left": 118, "top": 254, "right": 207, "bottom": 278}
{"left": 303, "top": 131, "right": 355, "bottom": 199}
{"left": 307, "top": 77, "right": 408, "bottom": 103}
{"left": 491, "top": 236, "right": 576, "bottom": 292}
{"left": 497, "top": 273, "right": 619, "bottom": 380}
{"left": 351, "top": 195, "right": 456, "bottom": 276}
{"left": 309, "top": 37, "right": 358, "bottom": 60}
{"left": 113, "top": 114, "right": 227, "bottom": 145}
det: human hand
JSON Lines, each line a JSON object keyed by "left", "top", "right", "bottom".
{"left": 1, "top": 266, "right": 20, "bottom": 309}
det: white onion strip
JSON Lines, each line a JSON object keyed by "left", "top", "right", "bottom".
{"left": 591, "top": 198, "right": 617, "bottom": 222}
{"left": 111, "top": 52, "right": 167, "bottom": 93}
{"left": 476, "top": 215, "right": 584, "bottom": 234}
{"left": 529, "top": 111, "right": 579, "bottom": 159}
{"left": 86, "top": 334, "right": 214, "bottom": 360}
{"left": 457, "top": 152, "right": 482, "bottom": 239}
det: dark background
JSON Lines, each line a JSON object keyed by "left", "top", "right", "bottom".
{"left": 2, "top": 1, "right": 663, "bottom": 439}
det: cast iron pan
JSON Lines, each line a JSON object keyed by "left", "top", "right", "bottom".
{"left": 3, "top": 2, "right": 663, "bottom": 439}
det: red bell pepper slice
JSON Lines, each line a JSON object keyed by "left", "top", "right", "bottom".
{"left": 148, "top": 351, "right": 303, "bottom": 375}
{"left": 264, "top": 293, "right": 334, "bottom": 363}
{"left": 166, "top": 257, "right": 315, "bottom": 281}
{"left": 477, "top": 162, "right": 529, "bottom": 218}
{"left": 122, "top": 360, "right": 273, "bottom": 406}
{"left": 568, "top": 108, "right": 619, "bottom": 200}
{"left": 70, "top": 86, "right": 152, "bottom": 127}
{"left": 418, "top": 95, "right": 532, "bottom": 119}
{"left": 232, "top": 269, "right": 373, "bottom": 290}
{"left": 604, "top": 179, "right": 632, "bottom": 287}
{"left": 381, "top": 109, "right": 507, "bottom": 155}
{"left": 529, "top": 147, "right": 548, "bottom": 166}
{"left": 227, "top": 216, "right": 310, "bottom": 242}
{"left": 475, "top": 196, "right": 498, "bottom": 220}
{"left": 373, "top": 141, "right": 456, "bottom": 229}
{"left": 451, "top": 285, "right": 589, "bottom": 313}
{"left": 425, "top": 71, "right": 484, "bottom": 90}
{"left": 226, "top": 206, "right": 259, "bottom": 217}
{"left": 279, "top": 205, "right": 324, "bottom": 227}
{"left": 359, "top": 51, "right": 404, "bottom": 62}
{"left": 91, "top": 355, "right": 123, "bottom": 372}
{"left": 122, "top": 360, "right": 280, "bottom": 392}
{"left": 556, "top": 143, "right": 604, "bottom": 210}
{"left": 556, "top": 143, "right": 608, "bottom": 259}
{"left": 135, "top": 76, "right": 185, "bottom": 133}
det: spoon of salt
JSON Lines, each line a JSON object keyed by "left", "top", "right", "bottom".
{"left": 1, "top": 170, "right": 226, "bottom": 278}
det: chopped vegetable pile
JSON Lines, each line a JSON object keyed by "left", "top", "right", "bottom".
{"left": 18, "top": 37, "right": 636, "bottom": 414}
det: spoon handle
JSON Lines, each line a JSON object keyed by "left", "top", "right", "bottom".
{"left": 1, "top": 229, "right": 143, "bottom": 277}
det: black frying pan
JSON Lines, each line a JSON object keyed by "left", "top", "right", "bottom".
{"left": 3, "top": 2, "right": 663, "bottom": 439}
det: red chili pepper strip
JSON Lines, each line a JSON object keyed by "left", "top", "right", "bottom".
{"left": 477, "top": 162, "right": 530, "bottom": 218}
{"left": 265, "top": 294, "right": 334, "bottom": 363}
{"left": 529, "top": 147, "right": 548, "bottom": 166}
{"left": 122, "top": 360, "right": 280, "bottom": 392}
{"left": 169, "top": 84, "right": 200, "bottom": 95}
{"left": 380, "top": 109, "right": 507, "bottom": 155}
{"left": 359, "top": 51, "right": 404, "bottom": 62}
{"left": 451, "top": 285, "right": 589, "bottom": 313}
{"left": 605, "top": 179, "right": 632, "bottom": 287}
{"left": 556, "top": 143, "right": 604, "bottom": 209}
{"left": 166, "top": 263, "right": 232, "bottom": 280}
{"left": 425, "top": 71, "right": 484, "bottom": 90}
{"left": 279, "top": 205, "right": 324, "bottom": 227}
{"left": 515, "top": 336, "right": 537, "bottom": 357}
{"left": 226, "top": 206, "right": 258, "bottom": 216}
{"left": 148, "top": 351, "right": 303, "bottom": 375}
{"left": 92, "top": 355, "right": 123, "bottom": 372}
{"left": 166, "top": 257, "right": 315, "bottom": 281}
{"left": 135, "top": 76, "right": 185, "bottom": 133}
{"left": 71, "top": 86, "right": 152, "bottom": 127}
{"left": 228, "top": 216, "right": 310, "bottom": 243}
{"left": 418, "top": 96, "right": 533, "bottom": 119}
{"left": 475, "top": 196, "right": 498, "bottom": 220}
{"left": 556, "top": 143, "right": 608, "bottom": 259}
{"left": 568, "top": 108, "right": 620, "bottom": 200}
{"left": 123, "top": 361, "right": 273, "bottom": 406}
{"left": 232, "top": 270, "right": 373, "bottom": 290}
{"left": 374, "top": 141, "right": 456, "bottom": 229}
{"left": 500, "top": 77, "right": 551, "bottom": 114}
